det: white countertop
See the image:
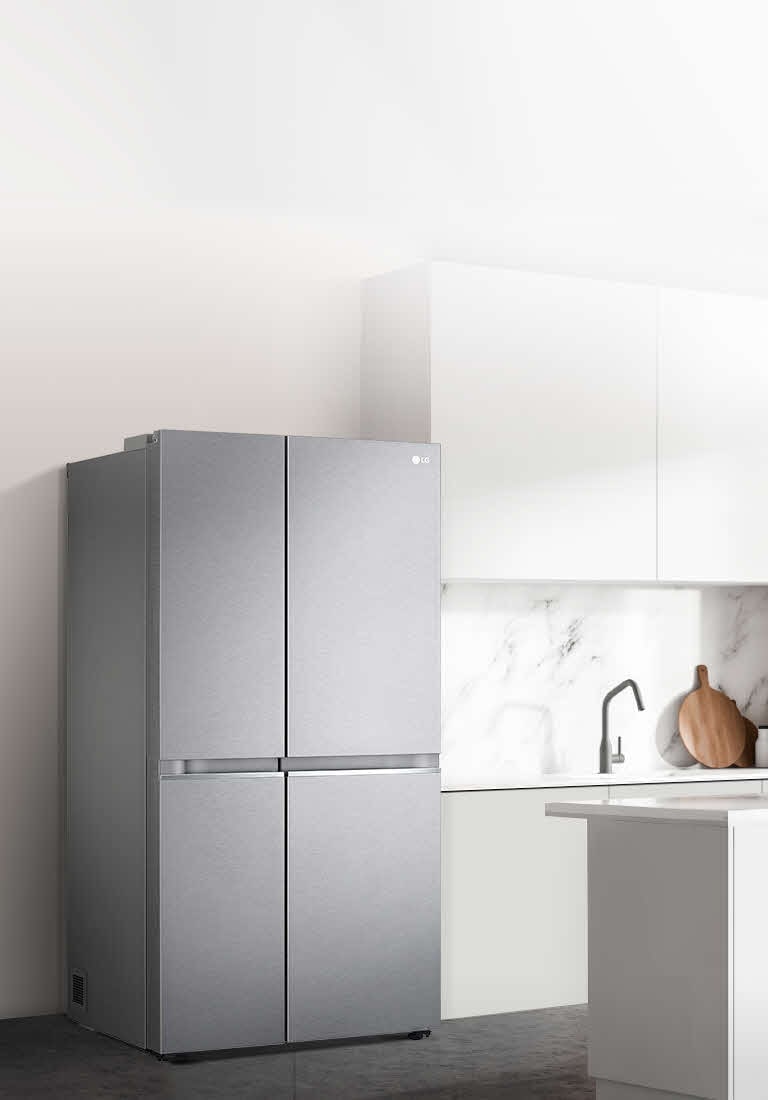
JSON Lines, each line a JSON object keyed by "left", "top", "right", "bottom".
{"left": 442, "top": 767, "right": 768, "bottom": 792}
{"left": 546, "top": 793, "right": 768, "bottom": 826}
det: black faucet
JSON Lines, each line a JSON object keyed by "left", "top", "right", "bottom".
{"left": 600, "top": 679, "right": 645, "bottom": 774}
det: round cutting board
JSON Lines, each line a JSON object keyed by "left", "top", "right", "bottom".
{"left": 678, "top": 666, "right": 746, "bottom": 768}
{"left": 734, "top": 711, "right": 758, "bottom": 768}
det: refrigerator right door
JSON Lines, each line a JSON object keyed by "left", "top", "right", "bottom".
{"left": 287, "top": 436, "right": 440, "bottom": 758}
{"left": 287, "top": 769, "right": 441, "bottom": 1042}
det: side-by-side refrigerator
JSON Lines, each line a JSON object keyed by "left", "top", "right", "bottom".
{"left": 66, "top": 431, "right": 440, "bottom": 1055}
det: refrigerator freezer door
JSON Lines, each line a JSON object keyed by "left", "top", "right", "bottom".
{"left": 159, "top": 431, "right": 285, "bottom": 759}
{"left": 287, "top": 770, "right": 441, "bottom": 1042}
{"left": 159, "top": 774, "right": 285, "bottom": 1053}
{"left": 287, "top": 437, "right": 440, "bottom": 757}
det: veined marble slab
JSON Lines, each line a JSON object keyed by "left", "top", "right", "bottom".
{"left": 442, "top": 583, "right": 768, "bottom": 790}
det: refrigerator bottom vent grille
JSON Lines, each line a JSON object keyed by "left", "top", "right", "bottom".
{"left": 71, "top": 970, "right": 86, "bottom": 1009}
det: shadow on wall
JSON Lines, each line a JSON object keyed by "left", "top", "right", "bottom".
{"left": 655, "top": 683, "right": 698, "bottom": 768}
{"left": 0, "top": 467, "right": 66, "bottom": 1016}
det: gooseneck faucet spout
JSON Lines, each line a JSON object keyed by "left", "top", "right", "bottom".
{"left": 600, "top": 679, "right": 645, "bottom": 774}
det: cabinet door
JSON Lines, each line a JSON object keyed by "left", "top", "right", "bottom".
{"left": 159, "top": 774, "right": 285, "bottom": 1053}
{"left": 442, "top": 787, "right": 594, "bottom": 1019}
{"left": 287, "top": 436, "right": 440, "bottom": 757}
{"left": 287, "top": 770, "right": 440, "bottom": 1042}
{"left": 159, "top": 431, "right": 285, "bottom": 759}
{"left": 659, "top": 288, "right": 768, "bottom": 582}
{"left": 430, "top": 263, "right": 658, "bottom": 581}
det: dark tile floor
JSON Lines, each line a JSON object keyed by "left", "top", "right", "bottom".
{"left": 0, "top": 1006, "right": 593, "bottom": 1099}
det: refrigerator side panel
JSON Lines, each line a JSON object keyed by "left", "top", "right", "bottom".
{"left": 67, "top": 450, "right": 147, "bottom": 1048}
{"left": 159, "top": 431, "right": 285, "bottom": 760}
{"left": 159, "top": 775, "right": 285, "bottom": 1053}
{"left": 288, "top": 437, "right": 440, "bottom": 757}
{"left": 288, "top": 770, "right": 441, "bottom": 1042}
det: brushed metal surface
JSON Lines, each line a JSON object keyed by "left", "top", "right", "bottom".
{"left": 288, "top": 768, "right": 439, "bottom": 777}
{"left": 281, "top": 754, "right": 439, "bottom": 772}
{"left": 159, "top": 431, "right": 285, "bottom": 759}
{"left": 67, "top": 450, "right": 147, "bottom": 1048}
{"left": 146, "top": 439, "right": 161, "bottom": 1053}
{"left": 161, "top": 771, "right": 283, "bottom": 780}
{"left": 288, "top": 770, "right": 441, "bottom": 1042}
{"left": 159, "top": 775, "right": 285, "bottom": 1053}
{"left": 124, "top": 433, "right": 153, "bottom": 451}
{"left": 161, "top": 759, "right": 280, "bottom": 775}
{"left": 287, "top": 436, "right": 440, "bottom": 757}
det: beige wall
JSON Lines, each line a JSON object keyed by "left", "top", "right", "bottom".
{"left": 0, "top": 0, "right": 429, "bottom": 1018}
{"left": 0, "top": 208, "right": 402, "bottom": 1017}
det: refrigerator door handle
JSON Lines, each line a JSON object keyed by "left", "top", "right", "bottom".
{"left": 159, "top": 772, "right": 284, "bottom": 780}
{"left": 159, "top": 758, "right": 281, "bottom": 777}
{"left": 280, "top": 753, "right": 439, "bottom": 773}
{"left": 285, "top": 768, "right": 440, "bottom": 777}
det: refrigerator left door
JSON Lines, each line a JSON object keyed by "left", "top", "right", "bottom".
{"left": 159, "top": 774, "right": 285, "bottom": 1054}
{"left": 158, "top": 431, "right": 285, "bottom": 760}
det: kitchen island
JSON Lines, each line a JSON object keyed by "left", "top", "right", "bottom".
{"left": 546, "top": 794, "right": 768, "bottom": 1100}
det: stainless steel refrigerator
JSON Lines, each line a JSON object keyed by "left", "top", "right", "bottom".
{"left": 66, "top": 431, "right": 440, "bottom": 1056}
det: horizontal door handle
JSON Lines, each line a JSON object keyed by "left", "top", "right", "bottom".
{"left": 286, "top": 768, "right": 440, "bottom": 777}
{"left": 160, "top": 758, "right": 280, "bottom": 776}
{"left": 160, "top": 771, "right": 284, "bottom": 780}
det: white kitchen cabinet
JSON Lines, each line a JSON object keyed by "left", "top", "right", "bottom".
{"left": 659, "top": 288, "right": 768, "bottom": 583}
{"left": 441, "top": 787, "right": 595, "bottom": 1020}
{"left": 362, "top": 263, "right": 658, "bottom": 581}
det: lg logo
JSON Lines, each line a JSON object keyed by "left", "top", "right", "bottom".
{"left": 411, "top": 455, "right": 430, "bottom": 465}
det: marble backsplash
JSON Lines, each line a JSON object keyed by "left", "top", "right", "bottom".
{"left": 441, "top": 584, "right": 768, "bottom": 790}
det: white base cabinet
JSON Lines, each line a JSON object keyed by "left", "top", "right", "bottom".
{"left": 441, "top": 787, "right": 592, "bottom": 1019}
{"left": 441, "top": 780, "right": 764, "bottom": 1020}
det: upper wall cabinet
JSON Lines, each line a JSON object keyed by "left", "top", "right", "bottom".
{"left": 658, "top": 289, "right": 768, "bottom": 583}
{"left": 362, "top": 263, "right": 657, "bottom": 581}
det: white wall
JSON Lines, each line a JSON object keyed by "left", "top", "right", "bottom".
{"left": 0, "top": 212, "right": 386, "bottom": 1018}
{"left": 3, "top": 0, "right": 768, "bottom": 1018}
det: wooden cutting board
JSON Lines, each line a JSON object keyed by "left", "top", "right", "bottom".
{"left": 734, "top": 710, "right": 758, "bottom": 768}
{"left": 678, "top": 666, "right": 746, "bottom": 768}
